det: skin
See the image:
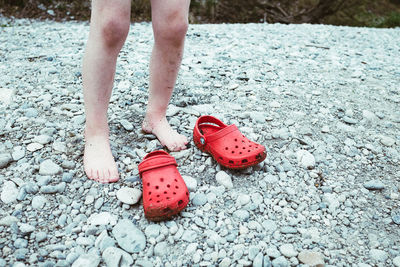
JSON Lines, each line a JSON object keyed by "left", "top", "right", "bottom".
{"left": 82, "top": 0, "right": 190, "bottom": 183}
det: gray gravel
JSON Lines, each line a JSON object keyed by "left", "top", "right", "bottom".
{"left": 0, "top": 17, "right": 400, "bottom": 266}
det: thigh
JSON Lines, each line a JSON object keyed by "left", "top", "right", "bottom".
{"left": 90, "top": 0, "right": 131, "bottom": 26}
{"left": 150, "top": 0, "right": 190, "bottom": 26}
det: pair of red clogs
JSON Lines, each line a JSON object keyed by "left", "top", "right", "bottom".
{"left": 138, "top": 115, "right": 267, "bottom": 221}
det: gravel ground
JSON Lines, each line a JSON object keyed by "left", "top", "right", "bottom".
{"left": 0, "top": 17, "right": 400, "bottom": 267}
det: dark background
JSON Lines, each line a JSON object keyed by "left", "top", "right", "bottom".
{"left": 1, "top": 0, "right": 400, "bottom": 27}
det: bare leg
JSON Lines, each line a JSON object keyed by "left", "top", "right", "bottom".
{"left": 82, "top": 0, "right": 131, "bottom": 183}
{"left": 142, "top": 0, "right": 190, "bottom": 152}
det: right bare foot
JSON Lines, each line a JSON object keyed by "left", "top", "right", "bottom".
{"left": 83, "top": 133, "right": 119, "bottom": 183}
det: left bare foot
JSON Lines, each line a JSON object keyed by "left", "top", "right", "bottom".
{"left": 142, "top": 115, "right": 188, "bottom": 152}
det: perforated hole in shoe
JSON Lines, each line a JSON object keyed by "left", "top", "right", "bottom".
{"left": 242, "top": 159, "right": 248, "bottom": 163}
{"left": 155, "top": 186, "right": 159, "bottom": 189}
{"left": 160, "top": 178, "right": 164, "bottom": 182}
{"left": 178, "top": 200, "right": 183, "bottom": 205}
{"left": 229, "top": 160, "right": 234, "bottom": 164}
{"left": 147, "top": 183, "right": 150, "bottom": 186}
{"left": 167, "top": 184, "right": 171, "bottom": 188}
{"left": 164, "top": 191, "right": 167, "bottom": 194}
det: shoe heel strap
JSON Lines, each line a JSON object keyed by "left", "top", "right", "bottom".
{"left": 194, "top": 115, "right": 227, "bottom": 144}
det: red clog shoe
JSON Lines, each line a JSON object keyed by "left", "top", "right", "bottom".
{"left": 138, "top": 150, "right": 189, "bottom": 221}
{"left": 193, "top": 115, "right": 267, "bottom": 169}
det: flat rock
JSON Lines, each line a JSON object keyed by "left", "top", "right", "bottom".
{"left": 279, "top": 244, "right": 298, "bottom": 258}
{"left": 182, "top": 175, "right": 197, "bottom": 192}
{"left": 116, "top": 187, "right": 142, "bottom": 205}
{"left": 215, "top": 171, "right": 233, "bottom": 188}
{"left": 363, "top": 180, "right": 385, "bottom": 190}
{"left": 112, "top": 219, "right": 146, "bottom": 253}
{"left": 120, "top": 119, "right": 134, "bottom": 131}
{"left": 296, "top": 150, "right": 315, "bottom": 169}
{"left": 393, "top": 256, "right": 400, "bottom": 267}
{"left": 380, "top": 136, "right": 395, "bottom": 147}
{"left": 102, "top": 247, "right": 133, "bottom": 267}
{"left": 27, "top": 142, "right": 43, "bottom": 152}
{"left": 298, "top": 250, "right": 324, "bottom": 266}
{"left": 1, "top": 181, "right": 18, "bottom": 204}
{"left": 72, "top": 254, "right": 100, "bottom": 267}
{"left": 154, "top": 241, "right": 169, "bottom": 257}
{"left": 88, "top": 212, "right": 117, "bottom": 226}
{"left": 0, "top": 215, "right": 18, "bottom": 226}
{"left": 39, "top": 159, "right": 62, "bottom": 175}
{"left": 369, "top": 249, "right": 388, "bottom": 262}
{"left": 0, "top": 153, "right": 12, "bottom": 168}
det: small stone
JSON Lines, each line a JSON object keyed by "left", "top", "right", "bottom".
{"left": 53, "top": 142, "right": 67, "bottom": 153}
{"left": 39, "top": 159, "right": 62, "bottom": 175}
{"left": 88, "top": 212, "right": 117, "bottom": 226}
{"left": 192, "top": 193, "right": 207, "bottom": 206}
{"left": 1, "top": 181, "right": 18, "bottom": 203}
{"left": 120, "top": 119, "right": 133, "bottom": 131}
{"left": 154, "top": 241, "right": 168, "bottom": 257}
{"left": 102, "top": 247, "right": 133, "bottom": 267}
{"left": 393, "top": 256, "right": 400, "bottom": 267}
{"left": 0, "top": 215, "right": 18, "bottom": 226}
{"left": 145, "top": 224, "right": 161, "bottom": 238}
{"left": 62, "top": 173, "right": 73, "bottom": 183}
{"left": 272, "top": 256, "right": 288, "bottom": 267}
{"left": 182, "top": 176, "right": 197, "bottom": 192}
{"left": 369, "top": 249, "right": 388, "bottom": 262}
{"left": 236, "top": 194, "right": 251, "bottom": 206}
{"left": 33, "top": 135, "right": 53, "bottom": 144}
{"left": 270, "top": 101, "right": 281, "bottom": 108}
{"left": 321, "top": 125, "right": 330, "bottom": 133}
{"left": 298, "top": 250, "right": 324, "bottom": 266}
{"left": 362, "top": 110, "right": 378, "bottom": 121}
{"left": 72, "top": 254, "right": 100, "bottom": 267}
{"left": 31, "top": 196, "right": 47, "bottom": 209}
{"left": 280, "top": 226, "right": 298, "bottom": 234}
{"left": 262, "top": 220, "right": 277, "bottom": 232}
{"left": 19, "top": 223, "right": 35, "bottom": 234}
{"left": 27, "top": 143, "right": 43, "bottom": 152}
{"left": 279, "top": 244, "right": 298, "bottom": 258}
{"left": 343, "top": 116, "right": 357, "bottom": 124}
{"left": 116, "top": 187, "right": 142, "bottom": 205}
{"left": 85, "top": 195, "right": 95, "bottom": 205}
{"left": 36, "top": 232, "right": 47, "bottom": 242}
{"left": 322, "top": 193, "right": 340, "bottom": 211}
{"left": 363, "top": 180, "right": 385, "bottom": 190}
{"left": 112, "top": 219, "right": 146, "bottom": 253}
{"left": 253, "top": 252, "right": 264, "bottom": 267}
{"left": 182, "top": 230, "right": 197, "bottom": 242}
{"left": 0, "top": 153, "right": 12, "bottom": 168}
{"left": 12, "top": 146, "right": 25, "bottom": 161}
{"left": 233, "top": 209, "right": 250, "bottom": 221}
{"left": 296, "top": 150, "right": 315, "bottom": 169}
{"left": 380, "top": 136, "right": 395, "bottom": 147}
{"left": 215, "top": 171, "right": 233, "bottom": 188}
{"left": 219, "top": 258, "right": 231, "bottom": 267}
{"left": 392, "top": 210, "right": 400, "bottom": 225}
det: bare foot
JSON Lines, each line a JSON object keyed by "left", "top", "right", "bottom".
{"left": 142, "top": 115, "right": 188, "bottom": 152}
{"left": 83, "top": 133, "right": 119, "bottom": 183}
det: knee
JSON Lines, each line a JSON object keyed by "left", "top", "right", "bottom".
{"left": 100, "top": 17, "right": 130, "bottom": 48}
{"left": 154, "top": 14, "right": 188, "bottom": 46}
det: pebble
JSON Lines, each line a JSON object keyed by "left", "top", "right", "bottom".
{"left": 393, "top": 256, "right": 400, "bottom": 267}
{"left": 145, "top": 224, "right": 161, "bottom": 238}
{"left": 33, "top": 135, "right": 53, "bottom": 144}
{"left": 343, "top": 116, "right": 358, "bottom": 124}
{"left": 296, "top": 149, "right": 315, "bottom": 169}
{"left": 36, "top": 232, "right": 47, "bottom": 243}
{"left": 279, "top": 244, "right": 298, "bottom": 258}
{"left": 112, "top": 219, "right": 146, "bottom": 253}
{"left": 380, "top": 136, "right": 395, "bottom": 147}
{"left": 182, "top": 175, "right": 197, "bottom": 192}
{"left": 102, "top": 247, "right": 133, "bottom": 267}
{"left": 253, "top": 252, "right": 264, "bottom": 267}
{"left": 392, "top": 210, "right": 400, "bottom": 225}
{"left": 88, "top": 212, "right": 117, "bottom": 226}
{"left": 369, "top": 249, "right": 388, "bottom": 262}
{"left": 272, "top": 256, "right": 288, "bottom": 267}
{"left": 120, "top": 119, "right": 134, "bottom": 131}
{"left": 116, "top": 187, "right": 142, "bottom": 205}
{"left": 182, "top": 230, "right": 197, "bottom": 242}
{"left": 19, "top": 223, "right": 35, "bottom": 234}
{"left": 219, "top": 258, "right": 232, "bottom": 267}
{"left": 31, "top": 195, "right": 47, "bottom": 209}
{"left": 39, "top": 159, "right": 62, "bottom": 175}
{"left": 262, "top": 220, "right": 278, "bottom": 232}
{"left": 154, "top": 241, "right": 168, "bottom": 257}
{"left": 363, "top": 180, "right": 385, "bottom": 190}
{"left": 0, "top": 215, "right": 18, "bottom": 226}
{"left": 215, "top": 171, "right": 233, "bottom": 188}
{"left": 192, "top": 193, "right": 207, "bottom": 206}
{"left": 72, "top": 254, "right": 100, "bottom": 267}
{"left": 298, "top": 250, "right": 324, "bottom": 266}
{"left": 12, "top": 146, "right": 25, "bottom": 161}
{"left": 1, "top": 181, "right": 18, "bottom": 203}
{"left": 233, "top": 209, "right": 250, "bottom": 221}
{"left": 0, "top": 153, "right": 12, "bottom": 168}
{"left": 27, "top": 142, "right": 43, "bottom": 152}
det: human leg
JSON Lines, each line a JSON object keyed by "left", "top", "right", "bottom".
{"left": 142, "top": 0, "right": 191, "bottom": 152}
{"left": 82, "top": 0, "right": 131, "bottom": 183}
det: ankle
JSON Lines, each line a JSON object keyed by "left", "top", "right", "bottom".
{"left": 84, "top": 123, "right": 110, "bottom": 138}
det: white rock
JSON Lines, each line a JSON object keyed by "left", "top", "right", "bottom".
{"left": 1, "top": 181, "right": 18, "bottom": 204}
{"left": 296, "top": 150, "right": 315, "bottom": 169}
{"left": 166, "top": 105, "right": 181, "bottom": 117}
{"left": 182, "top": 176, "right": 197, "bottom": 192}
{"left": 369, "top": 249, "right": 388, "bottom": 262}
{"left": 39, "top": 159, "right": 62, "bottom": 175}
{"left": 88, "top": 212, "right": 117, "bottom": 226}
{"left": 33, "top": 135, "right": 53, "bottom": 144}
{"left": 27, "top": 143, "right": 43, "bottom": 152}
{"left": 380, "top": 136, "right": 395, "bottom": 147}
{"left": 270, "top": 100, "right": 281, "bottom": 108}
{"left": 120, "top": 119, "right": 133, "bottom": 131}
{"left": 280, "top": 244, "right": 298, "bottom": 258}
{"left": 116, "top": 187, "right": 142, "bottom": 205}
{"left": 0, "top": 88, "right": 14, "bottom": 105}
{"left": 393, "top": 256, "right": 400, "bottom": 267}
{"left": 72, "top": 254, "right": 100, "bottom": 267}
{"left": 298, "top": 250, "right": 324, "bottom": 266}
{"left": 215, "top": 171, "right": 233, "bottom": 188}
